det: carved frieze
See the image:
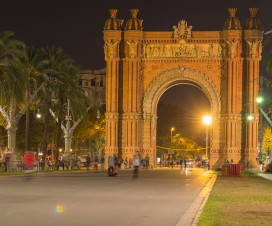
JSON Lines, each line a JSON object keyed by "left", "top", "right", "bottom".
{"left": 141, "top": 42, "right": 225, "bottom": 58}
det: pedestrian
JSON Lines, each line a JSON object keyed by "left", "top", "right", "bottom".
{"left": 246, "top": 161, "right": 249, "bottom": 171}
{"left": 117, "top": 157, "right": 121, "bottom": 170}
{"left": 180, "top": 159, "right": 183, "bottom": 168}
{"left": 129, "top": 158, "right": 132, "bottom": 169}
{"left": 159, "top": 160, "right": 162, "bottom": 168}
{"left": 94, "top": 155, "right": 98, "bottom": 171}
{"left": 208, "top": 159, "right": 210, "bottom": 170}
{"left": 114, "top": 154, "right": 118, "bottom": 168}
{"left": 124, "top": 157, "right": 128, "bottom": 169}
{"left": 86, "top": 155, "right": 90, "bottom": 171}
{"left": 108, "top": 155, "right": 116, "bottom": 176}
{"left": 184, "top": 159, "right": 187, "bottom": 170}
{"left": 101, "top": 156, "right": 104, "bottom": 171}
{"left": 133, "top": 153, "right": 141, "bottom": 178}
{"left": 145, "top": 155, "right": 149, "bottom": 170}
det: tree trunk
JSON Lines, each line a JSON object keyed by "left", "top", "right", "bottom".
{"left": 55, "top": 99, "right": 63, "bottom": 161}
{"left": 42, "top": 98, "right": 51, "bottom": 163}
{"left": 25, "top": 89, "right": 30, "bottom": 152}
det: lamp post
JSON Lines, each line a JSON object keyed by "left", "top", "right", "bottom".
{"left": 203, "top": 115, "right": 212, "bottom": 158}
{"left": 170, "top": 127, "right": 175, "bottom": 148}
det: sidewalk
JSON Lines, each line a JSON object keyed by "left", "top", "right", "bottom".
{"left": 258, "top": 173, "right": 272, "bottom": 181}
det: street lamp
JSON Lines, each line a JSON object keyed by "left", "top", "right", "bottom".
{"left": 36, "top": 109, "right": 41, "bottom": 119}
{"left": 203, "top": 115, "right": 212, "bottom": 158}
{"left": 170, "top": 127, "right": 175, "bottom": 147}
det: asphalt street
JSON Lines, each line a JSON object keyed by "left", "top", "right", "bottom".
{"left": 0, "top": 167, "right": 213, "bottom": 226}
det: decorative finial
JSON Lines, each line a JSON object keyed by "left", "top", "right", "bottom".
{"left": 130, "top": 9, "right": 139, "bottom": 18}
{"left": 109, "top": 9, "right": 118, "bottom": 18}
{"left": 249, "top": 8, "right": 258, "bottom": 17}
{"left": 228, "top": 8, "right": 237, "bottom": 17}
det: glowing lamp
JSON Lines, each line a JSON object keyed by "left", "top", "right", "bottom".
{"left": 203, "top": 115, "right": 212, "bottom": 125}
{"left": 256, "top": 97, "right": 263, "bottom": 103}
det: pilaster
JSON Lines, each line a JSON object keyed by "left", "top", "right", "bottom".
{"left": 103, "top": 9, "right": 123, "bottom": 163}
{"left": 120, "top": 9, "right": 144, "bottom": 161}
{"left": 222, "top": 10, "right": 243, "bottom": 163}
{"left": 244, "top": 27, "right": 263, "bottom": 168}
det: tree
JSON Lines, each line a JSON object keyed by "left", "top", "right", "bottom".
{"left": 262, "top": 126, "right": 272, "bottom": 162}
{"left": 40, "top": 46, "right": 90, "bottom": 161}
{"left": 73, "top": 106, "right": 105, "bottom": 157}
{"left": 0, "top": 31, "right": 27, "bottom": 154}
{"left": 20, "top": 46, "right": 48, "bottom": 153}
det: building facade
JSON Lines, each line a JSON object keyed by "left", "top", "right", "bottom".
{"left": 103, "top": 8, "right": 263, "bottom": 169}
{"left": 78, "top": 68, "right": 106, "bottom": 104}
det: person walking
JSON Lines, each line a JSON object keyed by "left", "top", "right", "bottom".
{"left": 129, "top": 158, "right": 132, "bottom": 169}
{"left": 124, "top": 157, "right": 128, "bottom": 169}
{"left": 94, "top": 155, "right": 98, "bottom": 171}
{"left": 184, "top": 159, "right": 187, "bottom": 170}
{"left": 86, "top": 155, "right": 90, "bottom": 171}
{"left": 133, "top": 153, "right": 141, "bottom": 178}
{"left": 100, "top": 156, "right": 104, "bottom": 172}
{"left": 145, "top": 155, "right": 149, "bottom": 170}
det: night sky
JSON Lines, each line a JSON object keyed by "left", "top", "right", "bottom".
{"left": 1, "top": 0, "right": 272, "bottom": 69}
{"left": 1, "top": 0, "right": 272, "bottom": 145}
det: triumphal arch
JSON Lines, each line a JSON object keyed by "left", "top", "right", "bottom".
{"left": 103, "top": 8, "right": 263, "bottom": 169}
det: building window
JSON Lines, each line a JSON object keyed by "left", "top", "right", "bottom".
{"left": 85, "top": 81, "right": 88, "bottom": 86}
{"left": 100, "top": 80, "right": 103, "bottom": 87}
{"left": 78, "top": 79, "right": 82, "bottom": 86}
{"left": 91, "top": 79, "right": 96, "bottom": 86}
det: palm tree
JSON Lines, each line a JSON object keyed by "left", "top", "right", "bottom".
{"left": 20, "top": 46, "right": 48, "bottom": 153}
{"left": 0, "top": 31, "right": 27, "bottom": 154}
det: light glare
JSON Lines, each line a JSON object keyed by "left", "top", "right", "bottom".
{"left": 256, "top": 97, "right": 263, "bottom": 103}
{"left": 203, "top": 115, "right": 212, "bottom": 125}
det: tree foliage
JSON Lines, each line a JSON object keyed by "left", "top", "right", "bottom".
{"left": 262, "top": 126, "right": 272, "bottom": 162}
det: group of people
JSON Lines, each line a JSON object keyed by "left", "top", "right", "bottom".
{"left": 108, "top": 152, "right": 148, "bottom": 178}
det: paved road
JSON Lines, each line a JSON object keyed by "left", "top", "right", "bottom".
{"left": 0, "top": 168, "right": 213, "bottom": 226}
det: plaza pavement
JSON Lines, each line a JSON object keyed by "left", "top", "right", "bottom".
{"left": 0, "top": 167, "right": 215, "bottom": 226}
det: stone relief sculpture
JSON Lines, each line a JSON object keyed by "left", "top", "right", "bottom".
{"left": 226, "top": 40, "right": 238, "bottom": 58}
{"left": 173, "top": 20, "right": 193, "bottom": 39}
{"left": 247, "top": 40, "right": 262, "bottom": 57}
{"left": 104, "top": 41, "right": 118, "bottom": 60}
{"left": 126, "top": 41, "right": 139, "bottom": 58}
{"left": 141, "top": 43, "right": 225, "bottom": 58}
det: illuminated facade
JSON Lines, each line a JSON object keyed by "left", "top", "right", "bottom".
{"left": 78, "top": 68, "right": 106, "bottom": 103}
{"left": 103, "top": 8, "right": 263, "bottom": 169}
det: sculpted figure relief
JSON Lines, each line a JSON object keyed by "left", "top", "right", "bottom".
{"left": 226, "top": 40, "right": 239, "bottom": 58}
{"left": 141, "top": 43, "right": 225, "bottom": 58}
{"left": 126, "top": 41, "right": 139, "bottom": 58}
{"left": 247, "top": 40, "right": 262, "bottom": 58}
{"left": 104, "top": 41, "right": 118, "bottom": 60}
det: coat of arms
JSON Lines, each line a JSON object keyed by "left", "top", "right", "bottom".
{"left": 173, "top": 20, "right": 193, "bottom": 39}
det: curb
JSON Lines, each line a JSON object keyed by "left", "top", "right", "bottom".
{"left": 176, "top": 172, "right": 217, "bottom": 226}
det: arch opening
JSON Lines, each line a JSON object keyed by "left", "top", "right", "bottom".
{"left": 141, "top": 67, "right": 222, "bottom": 168}
{"left": 156, "top": 84, "right": 211, "bottom": 166}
